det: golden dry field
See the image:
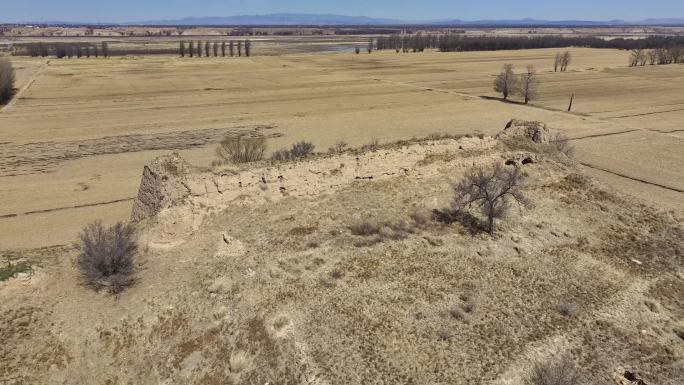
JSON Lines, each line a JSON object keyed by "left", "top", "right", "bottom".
{"left": 1, "top": 46, "right": 683, "bottom": 249}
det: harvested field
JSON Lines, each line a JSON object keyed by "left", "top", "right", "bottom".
{"left": 0, "top": 47, "right": 682, "bottom": 250}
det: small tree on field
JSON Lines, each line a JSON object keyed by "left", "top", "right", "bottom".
{"left": 367, "top": 38, "right": 373, "bottom": 53}
{"left": 229, "top": 40, "right": 235, "bottom": 57}
{"left": 237, "top": 40, "right": 243, "bottom": 57}
{"left": 76, "top": 221, "right": 138, "bottom": 294}
{"left": 647, "top": 49, "right": 657, "bottom": 65}
{"left": 355, "top": 47, "right": 361, "bottom": 54}
{"left": 93, "top": 45, "right": 99, "bottom": 58}
{"left": 560, "top": 51, "right": 571, "bottom": 72}
{"left": 179, "top": 41, "right": 186, "bottom": 57}
{"left": 101, "top": 42, "right": 109, "bottom": 58}
{"left": 494, "top": 63, "right": 517, "bottom": 100}
{"left": 213, "top": 41, "right": 218, "bottom": 57}
{"left": 518, "top": 65, "right": 539, "bottom": 104}
{"left": 205, "top": 41, "right": 210, "bottom": 57}
{"left": 0, "top": 58, "right": 16, "bottom": 105}
{"left": 85, "top": 46, "right": 91, "bottom": 58}
{"left": 197, "top": 41, "right": 202, "bottom": 58}
{"left": 452, "top": 164, "right": 529, "bottom": 235}
{"left": 188, "top": 41, "right": 194, "bottom": 57}
{"left": 221, "top": 41, "right": 226, "bottom": 57}
{"left": 554, "top": 52, "right": 561, "bottom": 72}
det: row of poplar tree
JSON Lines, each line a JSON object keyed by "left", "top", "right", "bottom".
{"left": 180, "top": 40, "right": 252, "bottom": 58}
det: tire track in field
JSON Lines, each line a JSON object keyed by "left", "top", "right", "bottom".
{"left": 579, "top": 162, "right": 684, "bottom": 193}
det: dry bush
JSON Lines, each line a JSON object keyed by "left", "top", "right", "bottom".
{"left": 216, "top": 134, "right": 266, "bottom": 164}
{"left": 453, "top": 164, "right": 530, "bottom": 235}
{"left": 328, "top": 140, "right": 348, "bottom": 154}
{"left": 76, "top": 221, "right": 137, "bottom": 294}
{"left": 271, "top": 140, "right": 315, "bottom": 161}
{"left": 525, "top": 355, "right": 584, "bottom": 385}
{"left": 551, "top": 133, "right": 575, "bottom": 157}
{"left": 0, "top": 58, "right": 15, "bottom": 105}
{"left": 349, "top": 221, "right": 381, "bottom": 236}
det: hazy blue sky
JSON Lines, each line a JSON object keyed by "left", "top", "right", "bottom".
{"left": 1, "top": 0, "right": 682, "bottom": 23}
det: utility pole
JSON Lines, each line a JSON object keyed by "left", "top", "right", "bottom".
{"left": 567, "top": 94, "right": 574, "bottom": 112}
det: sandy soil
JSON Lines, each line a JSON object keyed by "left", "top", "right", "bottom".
{"left": 0, "top": 47, "right": 682, "bottom": 248}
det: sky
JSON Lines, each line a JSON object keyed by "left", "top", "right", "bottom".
{"left": 0, "top": 0, "right": 682, "bottom": 23}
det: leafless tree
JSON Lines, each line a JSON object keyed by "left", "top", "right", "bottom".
{"left": 518, "top": 65, "right": 539, "bottom": 104}
{"left": 221, "top": 41, "right": 226, "bottom": 57}
{"left": 554, "top": 52, "right": 561, "bottom": 72}
{"left": 0, "top": 58, "right": 16, "bottom": 104}
{"left": 452, "top": 164, "right": 530, "bottom": 235}
{"left": 560, "top": 51, "right": 571, "bottom": 71}
{"left": 188, "top": 41, "right": 194, "bottom": 57}
{"left": 197, "top": 40, "right": 202, "bottom": 58}
{"left": 494, "top": 63, "right": 517, "bottom": 100}
{"left": 355, "top": 47, "right": 361, "bottom": 54}
{"left": 237, "top": 40, "right": 243, "bottom": 57}
{"left": 368, "top": 38, "right": 373, "bottom": 53}
{"left": 629, "top": 49, "right": 647, "bottom": 66}
{"left": 179, "top": 41, "right": 185, "bottom": 57}
{"left": 229, "top": 40, "right": 235, "bottom": 57}
{"left": 205, "top": 41, "right": 210, "bottom": 57}
{"left": 101, "top": 42, "right": 109, "bottom": 58}
{"left": 213, "top": 41, "right": 218, "bottom": 57}
{"left": 244, "top": 39, "right": 251, "bottom": 57}
{"left": 76, "top": 221, "right": 138, "bottom": 294}
{"left": 647, "top": 49, "right": 657, "bottom": 65}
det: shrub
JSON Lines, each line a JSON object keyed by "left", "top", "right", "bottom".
{"left": 76, "top": 221, "right": 137, "bottom": 294}
{"left": 216, "top": 134, "right": 266, "bottom": 164}
{"left": 556, "top": 298, "right": 578, "bottom": 317}
{"left": 551, "top": 133, "right": 575, "bottom": 157}
{"left": 271, "top": 140, "right": 315, "bottom": 162}
{"left": 525, "top": 355, "right": 584, "bottom": 385}
{"left": 328, "top": 141, "right": 348, "bottom": 154}
{"left": 0, "top": 58, "right": 15, "bottom": 105}
{"left": 453, "top": 164, "right": 530, "bottom": 235}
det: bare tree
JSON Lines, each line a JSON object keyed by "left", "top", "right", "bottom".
{"left": 0, "top": 58, "right": 16, "bottom": 105}
{"left": 494, "top": 63, "right": 517, "bottom": 100}
{"left": 629, "top": 49, "right": 646, "bottom": 66}
{"left": 647, "top": 49, "right": 657, "bottom": 65}
{"left": 518, "top": 65, "right": 539, "bottom": 104}
{"left": 554, "top": 52, "right": 561, "bottom": 72}
{"left": 452, "top": 164, "right": 529, "bottom": 235}
{"left": 221, "top": 41, "right": 226, "bottom": 57}
{"left": 244, "top": 39, "right": 251, "bottom": 57}
{"left": 179, "top": 41, "right": 185, "bottom": 57}
{"left": 229, "top": 40, "right": 235, "bottom": 57}
{"left": 101, "top": 42, "right": 109, "bottom": 58}
{"left": 237, "top": 40, "right": 243, "bottom": 57}
{"left": 367, "top": 38, "right": 373, "bottom": 54}
{"left": 560, "top": 51, "right": 571, "bottom": 72}
{"left": 197, "top": 40, "right": 202, "bottom": 58}
{"left": 205, "top": 41, "right": 210, "bottom": 57}
{"left": 213, "top": 41, "right": 218, "bottom": 57}
{"left": 355, "top": 47, "right": 361, "bottom": 54}
{"left": 188, "top": 41, "right": 194, "bottom": 57}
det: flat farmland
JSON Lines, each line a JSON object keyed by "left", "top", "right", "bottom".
{"left": 1, "top": 47, "right": 682, "bottom": 248}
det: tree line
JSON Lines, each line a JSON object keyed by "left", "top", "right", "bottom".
{"left": 0, "top": 57, "right": 15, "bottom": 105}
{"left": 376, "top": 34, "right": 684, "bottom": 53}
{"left": 20, "top": 42, "right": 111, "bottom": 58}
{"left": 628, "top": 47, "right": 684, "bottom": 66}
{"left": 179, "top": 39, "right": 252, "bottom": 57}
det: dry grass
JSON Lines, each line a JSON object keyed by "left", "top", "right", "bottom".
{"left": 525, "top": 355, "right": 585, "bottom": 385}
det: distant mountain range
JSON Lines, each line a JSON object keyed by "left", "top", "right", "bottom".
{"left": 133, "top": 14, "right": 684, "bottom": 26}
{"left": 14, "top": 14, "right": 684, "bottom": 27}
